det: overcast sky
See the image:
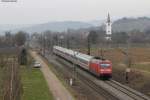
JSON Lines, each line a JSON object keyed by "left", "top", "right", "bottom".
{"left": 0, "top": 0, "right": 149, "bottom": 24}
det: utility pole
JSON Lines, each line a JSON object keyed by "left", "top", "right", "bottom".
{"left": 66, "top": 30, "right": 70, "bottom": 49}
{"left": 43, "top": 33, "right": 46, "bottom": 56}
{"left": 100, "top": 48, "right": 104, "bottom": 59}
{"left": 71, "top": 51, "right": 78, "bottom": 85}
{"left": 41, "top": 33, "right": 46, "bottom": 56}
{"left": 86, "top": 32, "right": 91, "bottom": 55}
{"left": 59, "top": 35, "right": 64, "bottom": 47}
{"left": 10, "top": 60, "right": 14, "bottom": 100}
{"left": 125, "top": 35, "right": 131, "bottom": 83}
{"left": 87, "top": 34, "right": 91, "bottom": 55}
{"left": 41, "top": 33, "right": 43, "bottom": 55}
{"left": 66, "top": 35, "right": 70, "bottom": 49}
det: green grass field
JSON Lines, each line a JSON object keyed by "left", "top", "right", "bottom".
{"left": 21, "top": 66, "right": 54, "bottom": 100}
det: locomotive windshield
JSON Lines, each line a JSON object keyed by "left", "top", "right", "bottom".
{"left": 100, "top": 64, "right": 110, "bottom": 68}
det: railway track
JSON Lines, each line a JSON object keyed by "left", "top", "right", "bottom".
{"left": 46, "top": 55, "right": 118, "bottom": 100}
{"left": 45, "top": 54, "right": 150, "bottom": 100}
{"left": 78, "top": 66, "right": 150, "bottom": 100}
{"left": 77, "top": 69, "right": 119, "bottom": 100}
{"left": 105, "top": 80, "right": 150, "bottom": 100}
{"left": 77, "top": 65, "right": 150, "bottom": 100}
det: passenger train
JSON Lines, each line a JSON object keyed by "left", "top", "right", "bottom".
{"left": 53, "top": 46, "right": 112, "bottom": 78}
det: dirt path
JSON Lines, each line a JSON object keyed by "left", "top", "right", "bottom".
{"left": 30, "top": 51, "right": 74, "bottom": 100}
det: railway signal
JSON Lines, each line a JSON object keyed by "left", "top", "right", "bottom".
{"left": 125, "top": 67, "right": 131, "bottom": 83}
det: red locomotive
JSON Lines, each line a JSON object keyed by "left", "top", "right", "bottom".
{"left": 53, "top": 46, "right": 112, "bottom": 78}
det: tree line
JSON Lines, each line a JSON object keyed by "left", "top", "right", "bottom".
{"left": 30, "top": 28, "right": 150, "bottom": 53}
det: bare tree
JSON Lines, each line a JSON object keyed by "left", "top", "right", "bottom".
{"left": 14, "top": 31, "right": 27, "bottom": 46}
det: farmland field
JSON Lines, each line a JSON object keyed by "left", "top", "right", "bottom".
{"left": 79, "top": 47, "right": 150, "bottom": 68}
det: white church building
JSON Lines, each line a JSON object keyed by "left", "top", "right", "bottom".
{"left": 105, "top": 13, "right": 112, "bottom": 40}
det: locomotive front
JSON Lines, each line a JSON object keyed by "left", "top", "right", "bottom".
{"left": 99, "top": 60, "right": 112, "bottom": 77}
{"left": 89, "top": 57, "right": 112, "bottom": 78}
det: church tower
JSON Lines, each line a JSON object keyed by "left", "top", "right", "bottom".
{"left": 105, "top": 13, "right": 112, "bottom": 40}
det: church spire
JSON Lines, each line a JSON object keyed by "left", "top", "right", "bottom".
{"left": 105, "top": 13, "right": 112, "bottom": 40}
{"left": 107, "top": 13, "right": 111, "bottom": 23}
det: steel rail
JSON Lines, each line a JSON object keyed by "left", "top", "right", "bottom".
{"left": 105, "top": 80, "right": 150, "bottom": 100}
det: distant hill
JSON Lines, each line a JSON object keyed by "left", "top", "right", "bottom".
{"left": 88, "top": 20, "right": 105, "bottom": 26}
{"left": 112, "top": 17, "right": 150, "bottom": 32}
{"left": 0, "top": 24, "right": 32, "bottom": 34}
{"left": 1, "top": 17, "right": 150, "bottom": 34}
{"left": 13, "top": 21, "right": 93, "bottom": 33}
